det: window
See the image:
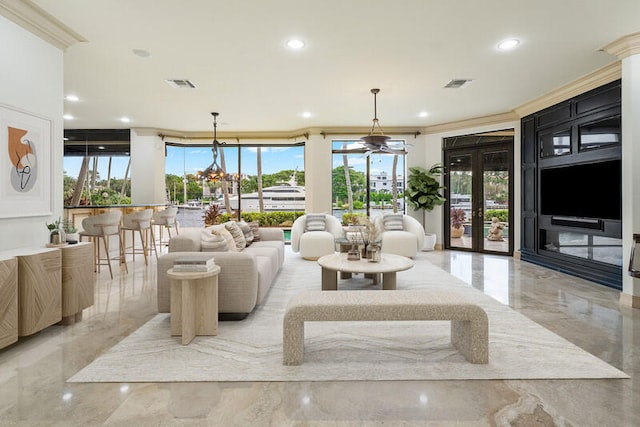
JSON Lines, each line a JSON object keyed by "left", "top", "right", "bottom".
{"left": 165, "top": 143, "right": 304, "bottom": 227}
{"left": 331, "top": 140, "right": 405, "bottom": 222}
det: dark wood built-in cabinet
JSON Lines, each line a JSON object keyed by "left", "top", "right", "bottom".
{"left": 521, "top": 80, "right": 622, "bottom": 289}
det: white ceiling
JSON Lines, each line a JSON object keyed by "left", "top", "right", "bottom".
{"left": 31, "top": 0, "right": 640, "bottom": 133}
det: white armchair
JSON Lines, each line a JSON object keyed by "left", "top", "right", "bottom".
{"left": 373, "top": 214, "right": 424, "bottom": 258}
{"left": 291, "top": 214, "right": 344, "bottom": 260}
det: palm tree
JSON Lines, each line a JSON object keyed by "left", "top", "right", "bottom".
{"left": 392, "top": 154, "right": 399, "bottom": 212}
{"left": 219, "top": 147, "right": 232, "bottom": 215}
{"left": 70, "top": 156, "right": 90, "bottom": 206}
{"left": 342, "top": 142, "right": 353, "bottom": 212}
{"left": 257, "top": 147, "right": 264, "bottom": 212}
{"left": 120, "top": 158, "right": 130, "bottom": 199}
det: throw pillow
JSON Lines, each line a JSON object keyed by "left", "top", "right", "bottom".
{"left": 383, "top": 213, "right": 404, "bottom": 231}
{"left": 305, "top": 214, "right": 326, "bottom": 232}
{"left": 225, "top": 221, "right": 247, "bottom": 250}
{"left": 211, "top": 226, "right": 239, "bottom": 252}
{"left": 200, "top": 230, "right": 229, "bottom": 252}
{"left": 248, "top": 220, "right": 261, "bottom": 242}
{"left": 238, "top": 220, "right": 254, "bottom": 246}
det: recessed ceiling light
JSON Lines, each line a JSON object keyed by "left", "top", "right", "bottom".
{"left": 498, "top": 39, "right": 520, "bottom": 50}
{"left": 418, "top": 111, "right": 429, "bottom": 118}
{"left": 301, "top": 111, "right": 312, "bottom": 118}
{"left": 64, "top": 94, "right": 79, "bottom": 102}
{"left": 120, "top": 117, "right": 131, "bottom": 123}
{"left": 98, "top": 146, "right": 105, "bottom": 150}
{"left": 132, "top": 49, "right": 151, "bottom": 58}
{"left": 286, "top": 39, "right": 305, "bottom": 49}
{"left": 63, "top": 114, "right": 73, "bottom": 120}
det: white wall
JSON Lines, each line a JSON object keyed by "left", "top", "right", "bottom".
{"left": 130, "top": 130, "right": 166, "bottom": 204}
{"left": 621, "top": 54, "right": 640, "bottom": 298}
{"left": 0, "top": 15, "right": 63, "bottom": 251}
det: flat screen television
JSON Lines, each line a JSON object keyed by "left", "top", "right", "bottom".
{"left": 540, "top": 159, "right": 621, "bottom": 220}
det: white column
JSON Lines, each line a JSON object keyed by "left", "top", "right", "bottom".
{"left": 603, "top": 32, "right": 640, "bottom": 308}
{"left": 304, "top": 134, "right": 333, "bottom": 213}
{"left": 130, "top": 129, "right": 167, "bottom": 204}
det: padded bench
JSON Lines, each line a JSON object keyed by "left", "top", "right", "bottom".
{"left": 283, "top": 290, "right": 489, "bottom": 365}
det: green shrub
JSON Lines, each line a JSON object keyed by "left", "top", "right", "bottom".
{"left": 485, "top": 209, "right": 508, "bottom": 222}
{"left": 341, "top": 212, "right": 366, "bottom": 225}
{"left": 218, "top": 211, "right": 305, "bottom": 226}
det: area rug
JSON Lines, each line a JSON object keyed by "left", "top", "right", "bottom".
{"left": 68, "top": 250, "right": 628, "bottom": 382}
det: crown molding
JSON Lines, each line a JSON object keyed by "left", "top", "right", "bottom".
{"left": 0, "top": 0, "right": 86, "bottom": 50}
{"left": 136, "top": 127, "right": 312, "bottom": 142}
{"left": 135, "top": 126, "right": 424, "bottom": 142}
{"left": 601, "top": 32, "right": 640, "bottom": 60}
{"left": 421, "top": 112, "right": 519, "bottom": 135}
{"left": 513, "top": 62, "right": 621, "bottom": 118}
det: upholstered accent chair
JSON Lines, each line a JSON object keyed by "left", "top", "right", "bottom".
{"left": 290, "top": 214, "right": 344, "bottom": 260}
{"left": 373, "top": 213, "right": 425, "bottom": 258}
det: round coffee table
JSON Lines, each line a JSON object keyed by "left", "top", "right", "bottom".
{"left": 317, "top": 252, "right": 414, "bottom": 290}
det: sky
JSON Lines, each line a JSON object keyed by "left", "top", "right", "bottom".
{"left": 63, "top": 140, "right": 406, "bottom": 180}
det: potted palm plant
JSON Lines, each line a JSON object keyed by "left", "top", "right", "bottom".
{"left": 450, "top": 208, "right": 466, "bottom": 238}
{"left": 406, "top": 163, "right": 446, "bottom": 250}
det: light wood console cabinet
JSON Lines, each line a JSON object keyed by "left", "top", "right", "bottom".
{"left": 60, "top": 242, "right": 94, "bottom": 324}
{"left": 0, "top": 257, "right": 18, "bottom": 350}
{"left": 0, "top": 244, "right": 95, "bottom": 348}
{"left": 16, "top": 248, "right": 62, "bottom": 336}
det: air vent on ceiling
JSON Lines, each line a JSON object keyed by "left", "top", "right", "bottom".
{"left": 165, "top": 79, "right": 197, "bottom": 89}
{"left": 444, "top": 79, "right": 473, "bottom": 89}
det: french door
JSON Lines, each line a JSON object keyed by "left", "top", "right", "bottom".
{"left": 444, "top": 142, "right": 513, "bottom": 255}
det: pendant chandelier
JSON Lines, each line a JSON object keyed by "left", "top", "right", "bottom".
{"left": 198, "top": 112, "right": 230, "bottom": 182}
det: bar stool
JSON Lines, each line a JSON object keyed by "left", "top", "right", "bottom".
{"left": 152, "top": 206, "right": 179, "bottom": 247}
{"left": 121, "top": 209, "right": 157, "bottom": 265}
{"left": 79, "top": 211, "right": 128, "bottom": 279}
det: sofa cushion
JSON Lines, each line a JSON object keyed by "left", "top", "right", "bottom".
{"left": 244, "top": 245, "right": 280, "bottom": 276}
{"left": 254, "top": 255, "right": 275, "bottom": 305}
{"left": 211, "top": 225, "right": 239, "bottom": 252}
{"left": 249, "top": 220, "right": 261, "bottom": 242}
{"left": 251, "top": 240, "right": 285, "bottom": 267}
{"left": 238, "top": 220, "right": 254, "bottom": 246}
{"left": 305, "top": 214, "right": 327, "bottom": 231}
{"left": 383, "top": 213, "right": 404, "bottom": 231}
{"left": 225, "top": 221, "right": 247, "bottom": 250}
{"left": 200, "top": 230, "right": 229, "bottom": 252}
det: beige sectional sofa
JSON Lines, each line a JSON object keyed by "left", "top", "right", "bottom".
{"left": 157, "top": 225, "right": 284, "bottom": 318}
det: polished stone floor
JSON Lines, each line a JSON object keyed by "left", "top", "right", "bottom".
{"left": 0, "top": 246, "right": 638, "bottom": 426}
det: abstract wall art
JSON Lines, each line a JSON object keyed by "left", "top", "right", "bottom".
{"left": 0, "top": 104, "right": 53, "bottom": 218}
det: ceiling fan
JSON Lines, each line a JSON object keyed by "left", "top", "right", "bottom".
{"left": 359, "top": 88, "right": 408, "bottom": 156}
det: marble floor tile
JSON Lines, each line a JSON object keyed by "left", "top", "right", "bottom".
{"left": 0, "top": 246, "right": 638, "bottom": 426}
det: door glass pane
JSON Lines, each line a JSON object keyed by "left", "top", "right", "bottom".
{"left": 483, "top": 150, "right": 509, "bottom": 253}
{"left": 449, "top": 154, "right": 472, "bottom": 249}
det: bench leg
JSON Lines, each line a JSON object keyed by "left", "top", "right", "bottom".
{"left": 283, "top": 318, "right": 305, "bottom": 365}
{"left": 451, "top": 319, "right": 489, "bottom": 364}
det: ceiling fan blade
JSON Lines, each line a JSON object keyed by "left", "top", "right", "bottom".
{"left": 379, "top": 145, "right": 408, "bottom": 155}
